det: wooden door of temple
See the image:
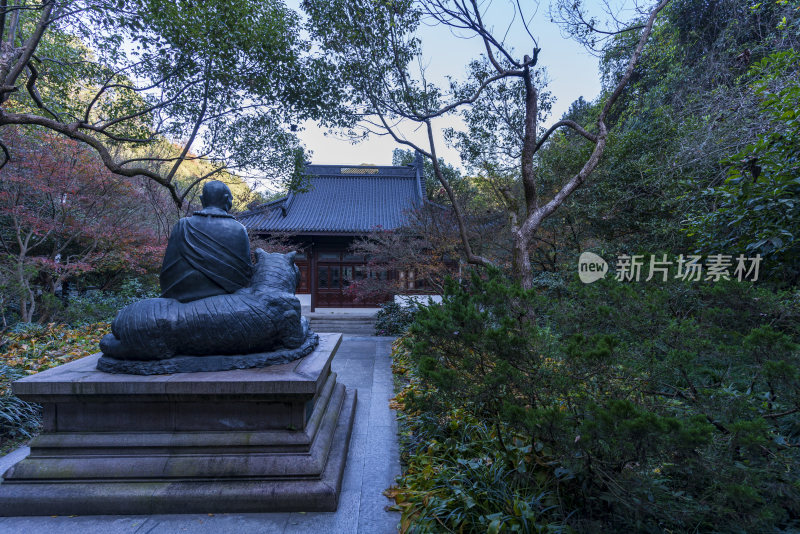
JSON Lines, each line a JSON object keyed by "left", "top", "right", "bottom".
{"left": 315, "top": 251, "right": 353, "bottom": 307}
{"left": 312, "top": 251, "right": 383, "bottom": 308}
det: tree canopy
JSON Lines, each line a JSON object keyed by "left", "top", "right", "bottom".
{"left": 303, "top": 0, "right": 671, "bottom": 288}
{"left": 0, "top": 0, "right": 344, "bottom": 206}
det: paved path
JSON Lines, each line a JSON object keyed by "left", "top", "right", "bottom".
{"left": 0, "top": 335, "right": 401, "bottom": 534}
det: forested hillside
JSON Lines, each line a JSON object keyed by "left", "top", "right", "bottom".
{"left": 538, "top": 0, "right": 800, "bottom": 285}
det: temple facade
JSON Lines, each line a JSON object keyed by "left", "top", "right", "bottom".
{"left": 237, "top": 154, "right": 432, "bottom": 310}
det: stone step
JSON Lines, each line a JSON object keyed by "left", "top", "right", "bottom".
{"left": 313, "top": 327, "right": 375, "bottom": 335}
{"left": 310, "top": 320, "right": 376, "bottom": 335}
{"left": 311, "top": 320, "right": 374, "bottom": 324}
{"left": 310, "top": 316, "right": 375, "bottom": 320}
{"left": 307, "top": 313, "right": 377, "bottom": 335}
{"left": 0, "top": 334, "right": 358, "bottom": 515}
{"left": 313, "top": 328, "right": 374, "bottom": 331}
{"left": 309, "top": 317, "right": 376, "bottom": 321}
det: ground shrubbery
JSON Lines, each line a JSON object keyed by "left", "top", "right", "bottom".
{"left": 375, "top": 301, "right": 419, "bottom": 335}
{"left": 2, "top": 322, "right": 111, "bottom": 373}
{"left": 389, "top": 269, "right": 800, "bottom": 533}
{"left": 49, "top": 278, "right": 159, "bottom": 327}
{"left": 0, "top": 363, "right": 41, "bottom": 449}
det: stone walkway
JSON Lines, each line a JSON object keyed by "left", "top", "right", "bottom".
{"left": 0, "top": 335, "right": 401, "bottom": 534}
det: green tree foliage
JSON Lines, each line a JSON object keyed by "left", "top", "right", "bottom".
{"left": 0, "top": 0, "right": 344, "bottom": 205}
{"left": 304, "top": 0, "right": 671, "bottom": 287}
{"left": 687, "top": 50, "right": 800, "bottom": 283}
{"left": 446, "top": 59, "right": 552, "bottom": 174}
{"left": 385, "top": 2, "right": 800, "bottom": 531}
{"left": 396, "top": 270, "right": 800, "bottom": 532}
{"left": 536, "top": 0, "right": 800, "bottom": 282}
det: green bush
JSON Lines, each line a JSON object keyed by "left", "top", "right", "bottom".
{"left": 57, "top": 278, "right": 159, "bottom": 326}
{"left": 391, "top": 269, "right": 800, "bottom": 533}
{"left": 390, "top": 342, "right": 568, "bottom": 533}
{"left": 375, "top": 301, "right": 419, "bottom": 335}
{"left": 0, "top": 363, "right": 41, "bottom": 447}
{"left": 685, "top": 50, "right": 800, "bottom": 284}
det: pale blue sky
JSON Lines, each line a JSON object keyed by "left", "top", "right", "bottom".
{"left": 291, "top": 1, "right": 605, "bottom": 169}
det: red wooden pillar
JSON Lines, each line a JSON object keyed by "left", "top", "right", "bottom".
{"left": 309, "top": 241, "right": 317, "bottom": 312}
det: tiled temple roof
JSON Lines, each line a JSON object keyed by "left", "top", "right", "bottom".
{"left": 238, "top": 158, "right": 425, "bottom": 234}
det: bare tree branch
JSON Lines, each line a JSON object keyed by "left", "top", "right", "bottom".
{"left": 3, "top": 0, "right": 54, "bottom": 97}
{"left": 534, "top": 119, "right": 599, "bottom": 153}
{"left": 178, "top": 165, "right": 228, "bottom": 203}
{"left": 165, "top": 77, "right": 210, "bottom": 185}
{"left": 372, "top": 107, "right": 494, "bottom": 268}
{"left": 426, "top": 118, "right": 495, "bottom": 268}
{"left": 600, "top": 0, "right": 670, "bottom": 122}
{"left": 0, "top": 109, "right": 183, "bottom": 206}
{"left": 98, "top": 79, "right": 201, "bottom": 130}
{"left": 0, "top": 0, "right": 8, "bottom": 44}
{"left": 520, "top": 0, "right": 671, "bottom": 239}
{"left": 25, "top": 60, "right": 59, "bottom": 120}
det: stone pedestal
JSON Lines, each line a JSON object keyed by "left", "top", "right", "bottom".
{"left": 0, "top": 333, "right": 355, "bottom": 516}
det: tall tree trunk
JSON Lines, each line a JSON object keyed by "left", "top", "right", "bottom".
{"left": 513, "top": 232, "right": 533, "bottom": 289}
{"left": 516, "top": 57, "right": 539, "bottom": 287}
{"left": 520, "top": 60, "right": 539, "bottom": 219}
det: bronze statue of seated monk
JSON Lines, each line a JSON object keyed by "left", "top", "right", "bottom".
{"left": 97, "top": 181, "right": 316, "bottom": 374}
{"left": 160, "top": 180, "right": 252, "bottom": 303}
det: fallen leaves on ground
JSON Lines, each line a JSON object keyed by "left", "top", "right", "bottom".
{"left": 1, "top": 322, "right": 110, "bottom": 374}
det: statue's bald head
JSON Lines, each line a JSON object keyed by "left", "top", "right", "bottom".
{"left": 201, "top": 180, "right": 233, "bottom": 212}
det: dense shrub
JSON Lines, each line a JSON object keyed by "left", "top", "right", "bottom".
{"left": 390, "top": 269, "right": 800, "bottom": 533}
{"left": 375, "top": 301, "right": 419, "bottom": 335}
{"left": 0, "top": 363, "right": 41, "bottom": 447}
{"left": 390, "top": 342, "right": 568, "bottom": 533}
{"left": 55, "top": 278, "right": 159, "bottom": 326}
{"left": 685, "top": 50, "right": 800, "bottom": 284}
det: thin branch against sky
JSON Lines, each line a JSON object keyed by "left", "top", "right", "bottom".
{"left": 290, "top": 0, "right": 605, "bottom": 170}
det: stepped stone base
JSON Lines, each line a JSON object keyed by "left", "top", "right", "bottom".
{"left": 0, "top": 333, "right": 355, "bottom": 515}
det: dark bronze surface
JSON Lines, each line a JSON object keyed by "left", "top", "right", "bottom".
{"left": 98, "top": 181, "right": 314, "bottom": 372}
{"left": 160, "top": 180, "right": 252, "bottom": 303}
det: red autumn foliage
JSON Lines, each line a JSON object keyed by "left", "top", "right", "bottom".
{"left": 346, "top": 205, "right": 462, "bottom": 302}
{"left": 0, "top": 126, "right": 164, "bottom": 322}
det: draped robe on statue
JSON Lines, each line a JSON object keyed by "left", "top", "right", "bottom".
{"left": 160, "top": 208, "right": 253, "bottom": 303}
